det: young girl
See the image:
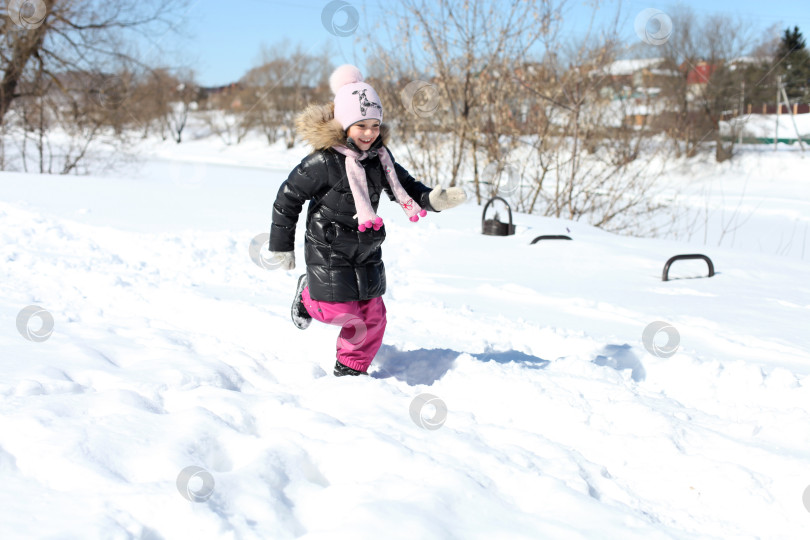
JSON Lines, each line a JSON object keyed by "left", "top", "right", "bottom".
{"left": 268, "top": 65, "right": 466, "bottom": 377}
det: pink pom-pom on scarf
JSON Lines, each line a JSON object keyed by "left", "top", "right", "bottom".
{"left": 357, "top": 217, "right": 383, "bottom": 232}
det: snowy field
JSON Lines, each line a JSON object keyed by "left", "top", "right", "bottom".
{"left": 1, "top": 133, "right": 810, "bottom": 539}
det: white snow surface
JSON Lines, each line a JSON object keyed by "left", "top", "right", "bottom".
{"left": 721, "top": 113, "right": 810, "bottom": 140}
{"left": 2, "top": 134, "right": 810, "bottom": 539}
{"left": 600, "top": 57, "right": 665, "bottom": 76}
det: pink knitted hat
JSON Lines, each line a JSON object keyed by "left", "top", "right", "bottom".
{"left": 330, "top": 65, "right": 383, "bottom": 130}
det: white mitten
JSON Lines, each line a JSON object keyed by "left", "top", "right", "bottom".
{"left": 269, "top": 251, "right": 295, "bottom": 270}
{"left": 428, "top": 185, "right": 467, "bottom": 211}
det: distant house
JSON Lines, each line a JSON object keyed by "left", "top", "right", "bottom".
{"left": 597, "top": 58, "right": 678, "bottom": 127}
{"left": 685, "top": 61, "right": 717, "bottom": 102}
{"left": 601, "top": 57, "right": 675, "bottom": 90}
{"left": 199, "top": 82, "right": 244, "bottom": 109}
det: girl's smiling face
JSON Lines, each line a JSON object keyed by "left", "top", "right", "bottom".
{"left": 347, "top": 120, "right": 380, "bottom": 151}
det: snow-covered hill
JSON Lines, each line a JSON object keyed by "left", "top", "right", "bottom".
{"left": 1, "top": 137, "right": 809, "bottom": 539}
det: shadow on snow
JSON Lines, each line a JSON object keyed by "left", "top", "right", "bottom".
{"left": 370, "top": 343, "right": 646, "bottom": 385}
{"left": 370, "top": 344, "right": 551, "bottom": 386}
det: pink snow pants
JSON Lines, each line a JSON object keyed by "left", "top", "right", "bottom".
{"left": 301, "top": 286, "right": 386, "bottom": 373}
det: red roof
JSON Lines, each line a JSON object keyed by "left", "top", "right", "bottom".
{"left": 686, "top": 62, "right": 716, "bottom": 84}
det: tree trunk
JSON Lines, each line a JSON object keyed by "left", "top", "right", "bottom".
{"left": 0, "top": 1, "right": 57, "bottom": 124}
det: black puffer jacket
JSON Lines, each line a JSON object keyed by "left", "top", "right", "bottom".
{"left": 270, "top": 103, "right": 434, "bottom": 302}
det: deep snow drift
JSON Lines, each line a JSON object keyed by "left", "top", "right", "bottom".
{"left": 1, "top": 134, "right": 809, "bottom": 539}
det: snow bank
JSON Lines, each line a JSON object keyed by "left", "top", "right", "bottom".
{"left": 1, "top": 138, "right": 810, "bottom": 539}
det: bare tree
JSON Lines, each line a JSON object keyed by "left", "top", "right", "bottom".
{"left": 370, "top": 0, "right": 564, "bottom": 192}
{"left": 507, "top": 24, "right": 674, "bottom": 234}
{"left": 160, "top": 68, "right": 198, "bottom": 143}
{"left": 2, "top": 0, "right": 189, "bottom": 122}
{"left": 201, "top": 89, "right": 250, "bottom": 146}
{"left": 651, "top": 7, "right": 756, "bottom": 160}
{"left": 239, "top": 41, "right": 331, "bottom": 147}
{"left": 127, "top": 69, "right": 173, "bottom": 140}
{"left": 1, "top": 0, "right": 190, "bottom": 171}
{"left": 369, "top": 0, "right": 675, "bottom": 235}
{"left": 11, "top": 67, "right": 122, "bottom": 174}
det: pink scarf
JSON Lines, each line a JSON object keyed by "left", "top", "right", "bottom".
{"left": 332, "top": 145, "right": 427, "bottom": 231}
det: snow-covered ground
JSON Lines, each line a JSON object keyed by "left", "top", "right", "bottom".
{"left": 660, "top": 144, "right": 810, "bottom": 259}
{"left": 722, "top": 112, "right": 810, "bottom": 142}
{"left": 1, "top": 133, "right": 809, "bottom": 539}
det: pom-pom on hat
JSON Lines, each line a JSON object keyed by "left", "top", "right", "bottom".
{"left": 330, "top": 64, "right": 383, "bottom": 130}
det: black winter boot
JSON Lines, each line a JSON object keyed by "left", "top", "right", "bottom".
{"left": 291, "top": 274, "right": 312, "bottom": 330}
{"left": 333, "top": 360, "right": 368, "bottom": 377}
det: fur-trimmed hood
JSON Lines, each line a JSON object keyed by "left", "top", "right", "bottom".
{"left": 295, "top": 102, "right": 390, "bottom": 151}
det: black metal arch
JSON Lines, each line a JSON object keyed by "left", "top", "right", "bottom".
{"left": 530, "top": 235, "right": 572, "bottom": 244}
{"left": 662, "top": 254, "right": 715, "bottom": 281}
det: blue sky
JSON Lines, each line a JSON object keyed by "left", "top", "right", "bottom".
{"left": 161, "top": 0, "right": 810, "bottom": 87}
